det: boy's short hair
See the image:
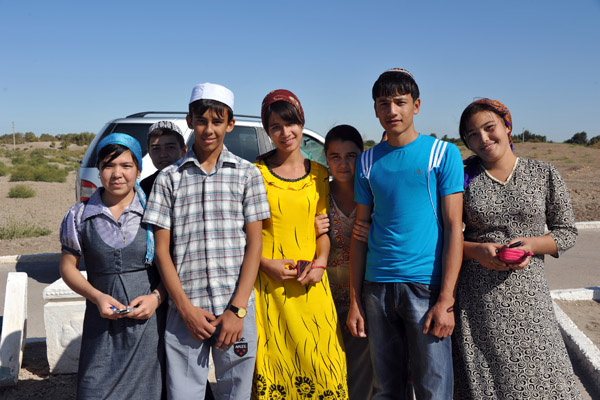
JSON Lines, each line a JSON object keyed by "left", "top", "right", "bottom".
{"left": 147, "top": 121, "right": 186, "bottom": 149}
{"left": 189, "top": 99, "right": 234, "bottom": 123}
{"left": 372, "top": 68, "right": 420, "bottom": 101}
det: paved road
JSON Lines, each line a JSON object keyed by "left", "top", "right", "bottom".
{"left": 1, "top": 228, "right": 599, "bottom": 397}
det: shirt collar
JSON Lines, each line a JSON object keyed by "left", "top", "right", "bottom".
{"left": 82, "top": 188, "right": 144, "bottom": 222}
{"left": 178, "top": 145, "right": 239, "bottom": 173}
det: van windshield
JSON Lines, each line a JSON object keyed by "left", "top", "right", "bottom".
{"left": 83, "top": 123, "right": 152, "bottom": 168}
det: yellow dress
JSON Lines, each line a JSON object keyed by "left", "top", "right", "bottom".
{"left": 253, "top": 159, "right": 348, "bottom": 400}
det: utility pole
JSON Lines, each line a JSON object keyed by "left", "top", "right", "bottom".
{"left": 522, "top": 128, "right": 525, "bottom": 143}
{"left": 12, "top": 122, "right": 15, "bottom": 151}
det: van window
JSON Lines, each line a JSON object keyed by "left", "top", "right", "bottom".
{"left": 83, "top": 123, "right": 152, "bottom": 168}
{"left": 301, "top": 135, "right": 327, "bottom": 166}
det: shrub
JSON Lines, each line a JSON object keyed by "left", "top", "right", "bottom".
{"left": 8, "top": 185, "right": 35, "bottom": 198}
{"left": 565, "top": 131, "right": 587, "bottom": 145}
{"left": 9, "top": 165, "right": 68, "bottom": 183}
{"left": 0, "top": 161, "right": 7, "bottom": 176}
{"left": 0, "top": 219, "right": 51, "bottom": 240}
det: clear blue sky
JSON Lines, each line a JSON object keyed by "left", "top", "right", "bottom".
{"left": 1, "top": 0, "right": 599, "bottom": 142}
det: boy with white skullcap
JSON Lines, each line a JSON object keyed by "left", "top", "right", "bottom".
{"left": 144, "top": 83, "right": 270, "bottom": 399}
{"left": 140, "top": 120, "right": 187, "bottom": 197}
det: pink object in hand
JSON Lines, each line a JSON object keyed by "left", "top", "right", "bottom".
{"left": 497, "top": 248, "right": 534, "bottom": 264}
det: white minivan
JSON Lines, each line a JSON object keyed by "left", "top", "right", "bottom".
{"left": 76, "top": 111, "right": 327, "bottom": 201}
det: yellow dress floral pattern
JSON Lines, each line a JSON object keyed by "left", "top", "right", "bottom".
{"left": 253, "top": 160, "right": 348, "bottom": 400}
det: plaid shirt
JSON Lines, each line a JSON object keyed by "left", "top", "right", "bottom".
{"left": 142, "top": 146, "right": 270, "bottom": 315}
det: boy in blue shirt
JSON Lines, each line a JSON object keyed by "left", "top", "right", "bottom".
{"left": 347, "top": 68, "right": 464, "bottom": 399}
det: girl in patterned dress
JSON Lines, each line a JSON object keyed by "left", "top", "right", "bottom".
{"left": 453, "top": 99, "right": 582, "bottom": 399}
{"left": 252, "top": 90, "right": 349, "bottom": 400}
{"left": 322, "top": 125, "right": 374, "bottom": 399}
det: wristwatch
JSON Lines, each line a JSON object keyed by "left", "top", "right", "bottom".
{"left": 227, "top": 304, "right": 247, "bottom": 318}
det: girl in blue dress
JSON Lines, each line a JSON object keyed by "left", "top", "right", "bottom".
{"left": 59, "top": 133, "right": 166, "bottom": 400}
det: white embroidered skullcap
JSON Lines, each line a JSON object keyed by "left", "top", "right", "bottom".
{"left": 147, "top": 121, "right": 183, "bottom": 136}
{"left": 189, "top": 83, "right": 234, "bottom": 111}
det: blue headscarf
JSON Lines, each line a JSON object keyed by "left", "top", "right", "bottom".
{"left": 97, "top": 133, "right": 154, "bottom": 265}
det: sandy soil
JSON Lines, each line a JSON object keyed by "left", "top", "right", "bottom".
{"left": 555, "top": 299, "right": 600, "bottom": 349}
{"left": 0, "top": 342, "right": 76, "bottom": 400}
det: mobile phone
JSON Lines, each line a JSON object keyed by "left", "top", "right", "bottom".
{"left": 111, "top": 306, "right": 137, "bottom": 314}
{"left": 296, "top": 260, "right": 312, "bottom": 276}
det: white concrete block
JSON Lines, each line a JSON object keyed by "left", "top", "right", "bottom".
{"left": 553, "top": 301, "right": 600, "bottom": 395}
{"left": 0, "top": 272, "right": 28, "bottom": 387}
{"left": 42, "top": 273, "right": 86, "bottom": 374}
{"left": 551, "top": 287, "right": 600, "bottom": 301}
{"left": 43, "top": 301, "right": 85, "bottom": 374}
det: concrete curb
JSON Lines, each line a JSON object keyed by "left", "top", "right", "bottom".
{"left": 551, "top": 287, "right": 600, "bottom": 396}
{"left": 0, "top": 253, "right": 61, "bottom": 264}
{"left": 575, "top": 221, "right": 600, "bottom": 230}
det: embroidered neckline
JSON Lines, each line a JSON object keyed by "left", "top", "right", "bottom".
{"left": 264, "top": 158, "right": 311, "bottom": 182}
{"left": 484, "top": 157, "right": 520, "bottom": 185}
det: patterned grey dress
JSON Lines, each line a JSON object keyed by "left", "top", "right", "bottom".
{"left": 453, "top": 157, "right": 582, "bottom": 399}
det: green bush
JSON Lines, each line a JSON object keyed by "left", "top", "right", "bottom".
{"left": 9, "top": 165, "right": 68, "bottom": 183}
{"left": 0, "top": 161, "right": 8, "bottom": 176}
{"left": 8, "top": 185, "right": 35, "bottom": 198}
{"left": 0, "top": 219, "right": 51, "bottom": 240}
{"left": 10, "top": 155, "right": 28, "bottom": 165}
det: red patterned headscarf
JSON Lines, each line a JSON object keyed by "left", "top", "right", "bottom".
{"left": 462, "top": 98, "right": 514, "bottom": 188}
{"left": 470, "top": 98, "right": 513, "bottom": 144}
{"left": 261, "top": 89, "right": 304, "bottom": 130}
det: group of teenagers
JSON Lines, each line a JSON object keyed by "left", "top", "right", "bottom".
{"left": 59, "top": 68, "right": 582, "bottom": 400}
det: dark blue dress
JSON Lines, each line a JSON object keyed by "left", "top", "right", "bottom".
{"left": 77, "top": 216, "right": 165, "bottom": 400}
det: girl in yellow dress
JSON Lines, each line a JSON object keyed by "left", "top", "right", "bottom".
{"left": 252, "top": 89, "right": 348, "bottom": 400}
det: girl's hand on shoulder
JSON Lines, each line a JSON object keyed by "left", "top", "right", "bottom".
{"left": 94, "top": 293, "right": 126, "bottom": 320}
{"left": 261, "top": 258, "right": 297, "bottom": 282}
{"left": 297, "top": 265, "right": 325, "bottom": 286}
{"left": 352, "top": 220, "right": 371, "bottom": 243}
{"left": 474, "top": 242, "right": 511, "bottom": 271}
{"left": 126, "top": 294, "right": 159, "bottom": 320}
{"left": 315, "top": 214, "right": 330, "bottom": 236}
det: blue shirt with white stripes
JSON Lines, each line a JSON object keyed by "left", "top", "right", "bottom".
{"left": 354, "top": 134, "right": 463, "bottom": 284}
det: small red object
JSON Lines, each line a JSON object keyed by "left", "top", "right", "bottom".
{"left": 497, "top": 248, "right": 534, "bottom": 264}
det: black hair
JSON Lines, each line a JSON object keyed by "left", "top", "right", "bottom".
{"left": 96, "top": 143, "right": 140, "bottom": 171}
{"left": 458, "top": 102, "right": 509, "bottom": 149}
{"left": 372, "top": 70, "right": 420, "bottom": 101}
{"left": 147, "top": 128, "right": 186, "bottom": 149}
{"left": 324, "top": 125, "right": 364, "bottom": 154}
{"left": 188, "top": 99, "right": 234, "bottom": 123}
{"left": 262, "top": 101, "right": 305, "bottom": 133}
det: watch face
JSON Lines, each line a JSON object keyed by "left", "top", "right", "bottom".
{"left": 237, "top": 308, "right": 247, "bottom": 318}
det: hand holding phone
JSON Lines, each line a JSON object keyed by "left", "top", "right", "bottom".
{"left": 111, "top": 306, "right": 137, "bottom": 314}
{"left": 296, "top": 260, "right": 312, "bottom": 276}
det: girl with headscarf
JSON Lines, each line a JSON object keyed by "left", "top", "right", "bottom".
{"left": 59, "top": 133, "right": 166, "bottom": 400}
{"left": 252, "top": 90, "right": 348, "bottom": 399}
{"left": 453, "top": 99, "right": 581, "bottom": 399}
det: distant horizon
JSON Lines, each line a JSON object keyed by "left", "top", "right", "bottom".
{"left": 1, "top": 128, "right": 592, "bottom": 145}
